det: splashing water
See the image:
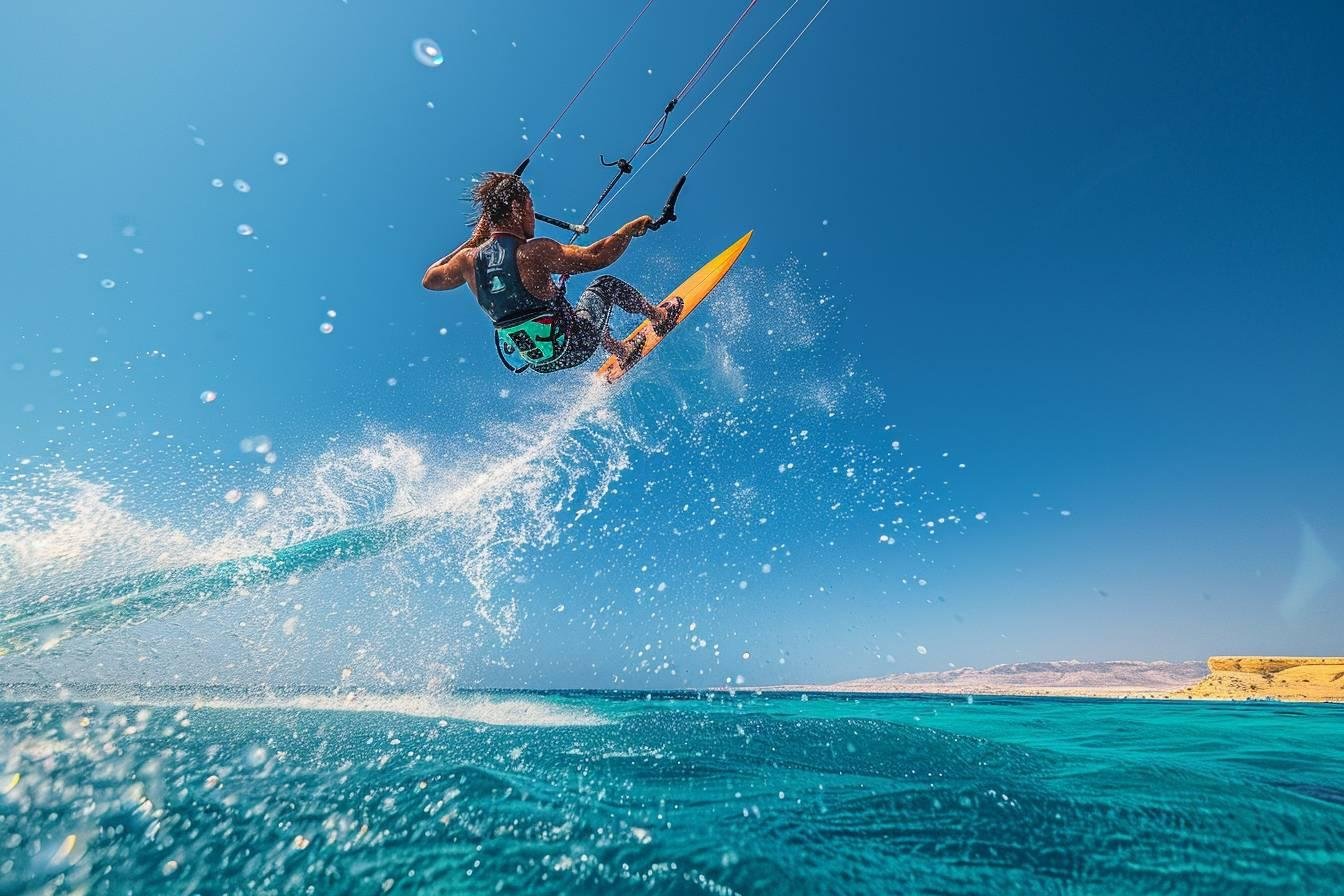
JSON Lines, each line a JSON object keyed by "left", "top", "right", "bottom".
{"left": 2, "top": 256, "right": 977, "bottom": 692}
{"left": 0, "top": 380, "right": 639, "bottom": 656}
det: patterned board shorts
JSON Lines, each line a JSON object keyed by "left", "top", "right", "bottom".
{"left": 529, "top": 275, "right": 651, "bottom": 374}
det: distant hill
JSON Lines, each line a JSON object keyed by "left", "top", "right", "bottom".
{"left": 799, "top": 660, "right": 1209, "bottom": 697}
{"left": 788, "top": 657, "right": 1344, "bottom": 702}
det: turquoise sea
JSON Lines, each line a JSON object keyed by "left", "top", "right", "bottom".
{"left": 3, "top": 690, "right": 1342, "bottom": 894}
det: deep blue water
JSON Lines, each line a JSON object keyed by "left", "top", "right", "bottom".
{"left": 2, "top": 690, "right": 1342, "bottom": 894}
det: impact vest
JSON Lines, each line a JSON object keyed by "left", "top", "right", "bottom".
{"left": 473, "top": 234, "right": 567, "bottom": 368}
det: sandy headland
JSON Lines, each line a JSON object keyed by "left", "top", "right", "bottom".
{"left": 784, "top": 657, "right": 1344, "bottom": 703}
{"left": 1179, "top": 656, "right": 1344, "bottom": 703}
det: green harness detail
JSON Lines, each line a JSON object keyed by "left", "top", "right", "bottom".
{"left": 496, "top": 312, "right": 567, "bottom": 368}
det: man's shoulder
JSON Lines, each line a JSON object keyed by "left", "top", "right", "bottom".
{"left": 519, "top": 237, "right": 563, "bottom": 263}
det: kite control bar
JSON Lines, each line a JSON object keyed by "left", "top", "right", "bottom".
{"left": 535, "top": 212, "right": 589, "bottom": 235}
{"left": 513, "top": 158, "right": 683, "bottom": 236}
{"left": 511, "top": 159, "right": 590, "bottom": 234}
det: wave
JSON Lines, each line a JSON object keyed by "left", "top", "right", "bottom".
{"left": 0, "top": 683, "right": 605, "bottom": 726}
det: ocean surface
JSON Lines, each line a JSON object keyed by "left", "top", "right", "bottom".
{"left": 3, "top": 690, "right": 1342, "bottom": 895}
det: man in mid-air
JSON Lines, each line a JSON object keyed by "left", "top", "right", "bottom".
{"left": 422, "top": 172, "right": 682, "bottom": 373}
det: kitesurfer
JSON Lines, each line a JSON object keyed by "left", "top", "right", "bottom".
{"left": 422, "top": 172, "right": 683, "bottom": 373}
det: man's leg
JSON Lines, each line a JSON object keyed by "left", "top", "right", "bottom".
{"left": 580, "top": 276, "right": 677, "bottom": 352}
{"left": 577, "top": 276, "right": 657, "bottom": 361}
{"left": 527, "top": 277, "right": 641, "bottom": 373}
{"left": 592, "top": 275, "right": 658, "bottom": 316}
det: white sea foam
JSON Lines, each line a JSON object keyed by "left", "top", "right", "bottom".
{"left": 1, "top": 686, "right": 605, "bottom": 727}
{"left": 217, "top": 692, "right": 605, "bottom": 726}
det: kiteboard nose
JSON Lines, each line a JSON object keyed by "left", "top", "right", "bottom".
{"left": 597, "top": 231, "right": 753, "bottom": 384}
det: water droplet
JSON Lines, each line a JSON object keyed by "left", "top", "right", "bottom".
{"left": 319, "top": 322, "right": 334, "bottom": 334}
{"left": 325, "top": 309, "right": 336, "bottom": 318}
{"left": 100, "top": 279, "right": 116, "bottom": 289}
{"left": 412, "top": 38, "right": 443, "bottom": 67}
{"left": 224, "top": 489, "right": 242, "bottom": 504}
{"left": 200, "top": 390, "right": 217, "bottom": 404}
{"left": 273, "top": 152, "right": 288, "bottom": 166}
{"left": 386, "top": 377, "right": 398, "bottom": 386}
{"left": 233, "top": 179, "right": 251, "bottom": 193}
{"left": 236, "top": 224, "right": 254, "bottom": 236}
{"left": 916, "top": 645, "right": 928, "bottom": 655}
{"left": 76, "top": 252, "right": 88, "bottom": 260}
{"left": 211, "top": 178, "right": 224, "bottom": 188}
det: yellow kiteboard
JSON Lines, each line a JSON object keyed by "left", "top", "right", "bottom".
{"left": 597, "top": 231, "right": 753, "bottom": 384}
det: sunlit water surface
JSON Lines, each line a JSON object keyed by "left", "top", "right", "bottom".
{"left": 3, "top": 690, "right": 1342, "bottom": 894}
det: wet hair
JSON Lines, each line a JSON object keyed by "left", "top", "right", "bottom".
{"left": 470, "top": 172, "right": 530, "bottom": 226}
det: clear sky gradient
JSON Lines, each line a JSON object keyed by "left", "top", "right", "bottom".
{"left": 2, "top": 1, "right": 1341, "bottom": 688}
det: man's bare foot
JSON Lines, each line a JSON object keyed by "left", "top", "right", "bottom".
{"left": 605, "top": 332, "right": 646, "bottom": 369}
{"left": 650, "top": 296, "right": 684, "bottom": 337}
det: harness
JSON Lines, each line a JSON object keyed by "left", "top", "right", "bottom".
{"left": 495, "top": 310, "right": 568, "bottom": 373}
{"left": 474, "top": 233, "right": 568, "bottom": 372}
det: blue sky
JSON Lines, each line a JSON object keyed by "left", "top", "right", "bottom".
{"left": 2, "top": 1, "right": 1341, "bottom": 688}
